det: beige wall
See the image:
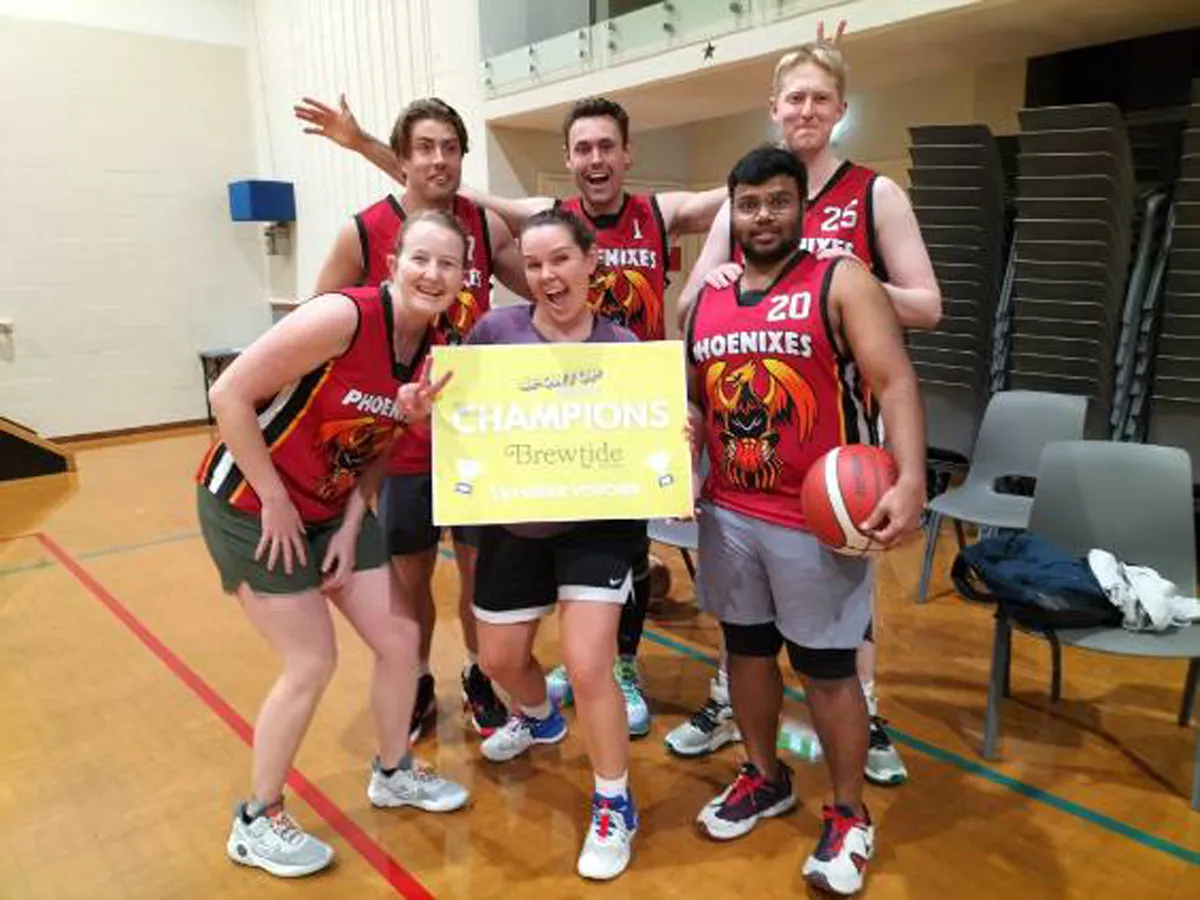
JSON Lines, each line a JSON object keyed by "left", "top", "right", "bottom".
{"left": 0, "top": 13, "right": 265, "bottom": 437}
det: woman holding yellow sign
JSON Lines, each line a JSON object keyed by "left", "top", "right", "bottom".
{"left": 422, "top": 207, "right": 646, "bottom": 881}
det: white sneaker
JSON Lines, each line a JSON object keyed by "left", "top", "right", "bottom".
{"left": 865, "top": 716, "right": 908, "bottom": 786}
{"left": 367, "top": 758, "right": 469, "bottom": 812}
{"left": 665, "top": 674, "right": 739, "bottom": 757}
{"left": 801, "top": 804, "right": 875, "bottom": 895}
{"left": 577, "top": 793, "right": 638, "bottom": 881}
{"left": 226, "top": 802, "right": 333, "bottom": 878}
{"left": 480, "top": 709, "right": 568, "bottom": 763}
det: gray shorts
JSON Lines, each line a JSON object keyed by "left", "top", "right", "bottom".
{"left": 696, "top": 500, "right": 873, "bottom": 649}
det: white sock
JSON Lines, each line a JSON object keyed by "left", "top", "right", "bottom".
{"left": 594, "top": 771, "right": 629, "bottom": 799}
{"left": 521, "top": 698, "right": 553, "bottom": 720}
{"left": 463, "top": 652, "right": 478, "bottom": 675}
{"left": 418, "top": 661, "right": 432, "bottom": 678}
{"left": 861, "top": 679, "right": 879, "bottom": 717}
{"left": 712, "top": 666, "right": 730, "bottom": 704}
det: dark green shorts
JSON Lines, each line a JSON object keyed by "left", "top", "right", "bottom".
{"left": 196, "top": 485, "right": 388, "bottom": 596}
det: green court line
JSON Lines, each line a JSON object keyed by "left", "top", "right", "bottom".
{"left": 640, "top": 628, "right": 1200, "bottom": 866}
{"left": 3, "top": 535, "right": 1193, "bottom": 865}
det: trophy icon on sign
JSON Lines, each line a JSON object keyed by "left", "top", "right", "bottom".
{"left": 645, "top": 451, "right": 674, "bottom": 488}
{"left": 455, "top": 459, "right": 481, "bottom": 495}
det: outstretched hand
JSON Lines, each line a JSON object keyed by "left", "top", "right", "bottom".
{"left": 816, "top": 18, "right": 847, "bottom": 45}
{"left": 397, "top": 366, "right": 454, "bottom": 423}
{"left": 294, "top": 93, "right": 365, "bottom": 149}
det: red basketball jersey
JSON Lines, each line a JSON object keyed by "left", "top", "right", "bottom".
{"left": 731, "top": 162, "right": 885, "bottom": 279}
{"left": 559, "top": 193, "right": 669, "bottom": 342}
{"left": 688, "top": 251, "right": 876, "bottom": 531}
{"left": 353, "top": 193, "right": 494, "bottom": 345}
{"left": 197, "top": 285, "right": 423, "bottom": 523}
{"left": 801, "top": 161, "right": 886, "bottom": 278}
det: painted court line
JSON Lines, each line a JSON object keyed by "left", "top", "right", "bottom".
{"left": 641, "top": 628, "right": 1200, "bottom": 866}
{"left": 33, "top": 532, "right": 434, "bottom": 899}
{"left": 5, "top": 531, "right": 1194, "bottom": 867}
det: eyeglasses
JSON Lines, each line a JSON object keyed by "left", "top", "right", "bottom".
{"left": 733, "top": 194, "right": 798, "bottom": 218}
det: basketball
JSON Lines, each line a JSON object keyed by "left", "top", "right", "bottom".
{"left": 800, "top": 444, "right": 899, "bottom": 555}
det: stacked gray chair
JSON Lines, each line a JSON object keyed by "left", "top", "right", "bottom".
{"left": 907, "top": 124, "right": 1007, "bottom": 462}
{"left": 1007, "top": 103, "right": 1136, "bottom": 438}
{"left": 1148, "top": 84, "right": 1200, "bottom": 463}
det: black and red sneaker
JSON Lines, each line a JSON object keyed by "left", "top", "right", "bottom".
{"left": 409, "top": 673, "right": 437, "bottom": 742}
{"left": 461, "top": 664, "right": 508, "bottom": 737}
{"left": 696, "top": 760, "right": 796, "bottom": 840}
{"left": 801, "top": 804, "right": 874, "bottom": 896}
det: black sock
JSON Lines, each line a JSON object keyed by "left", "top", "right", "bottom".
{"left": 618, "top": 552, "right": 652, "bottom": 658}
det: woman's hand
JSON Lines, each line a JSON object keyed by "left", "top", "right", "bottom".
{"left": 320, "top": 520, "right": 359, "bottom": 592}
{"left": 397, "top": 367, "right": 454, "bottom": 423}
{"left": 256, "top": 494, "right": 308, "bottom": 574}
{"left": 704, "top": 262, "right": 744, "bottom": 290}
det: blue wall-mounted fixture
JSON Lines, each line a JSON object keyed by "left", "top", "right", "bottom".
{"left": 227, "top": 180, "right": 296, "bottom": 223}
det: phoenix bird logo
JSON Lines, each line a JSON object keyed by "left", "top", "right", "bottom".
{"left": 706, "top": 358, "right": 817, "bottom": 490}
{"left": 314, "top": 417, "right": 397, "bottom": 501}
{"left": 589, "top": 267, "right": 663, "bottom": 341}
{"left": 438, "top": 289, "right": 481, "bottom": 345}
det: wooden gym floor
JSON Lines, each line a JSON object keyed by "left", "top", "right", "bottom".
{"left": 1, "top": 427, "right": 1197, "bottom": 899}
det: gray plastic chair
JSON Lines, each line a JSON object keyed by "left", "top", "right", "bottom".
{"left": 647, "top": 449, "right": 709, "bottom": 581}
{"left": 980, "top": 440, "right": 1200, "bottom": 809}
{"left": 918, "top": 390, "right": 1089, "bottom": 601}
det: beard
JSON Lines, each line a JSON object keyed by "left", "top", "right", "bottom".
{"left": 740, "top": 231, "right": 801, "bottom": 267}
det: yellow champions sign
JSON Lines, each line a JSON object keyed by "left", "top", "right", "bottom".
{"left": 430, "top": 341, "right": 693, "bottom": 526}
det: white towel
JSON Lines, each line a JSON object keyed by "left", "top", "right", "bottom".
{"left": 1087, "top": 549, "right": 1200, "bottom": 632}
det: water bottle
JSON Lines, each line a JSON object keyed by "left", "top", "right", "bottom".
{"left": 777, "top": 717, "right": 823, "bottom": 762}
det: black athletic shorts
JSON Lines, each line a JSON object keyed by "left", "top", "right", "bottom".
{"left": 473, "top": 519, "right": 647, "bottom": 624}
{"left": 378, "top": 472, "right": 479, "bottom": 556}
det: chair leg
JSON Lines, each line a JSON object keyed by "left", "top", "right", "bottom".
{"left": 1180, "top": 659, "right": 1199, "bottom": 727}
{"left": 680, "top": 548, "right": 696, "bottom": 582}
{"left": 1192, "top": 720, "right": 1200, "bottom": 811}
{"left": 953, "top": 518, "right": 968, "bottom": 550}
{"left": 984, "top": 611, "right": 1011, "bottom": 760}
{"left": 1048, "top": 632, "right": 1063, "bottom": 703}
{"left": 917, "top": 512, "right": 942, "bottom": 603}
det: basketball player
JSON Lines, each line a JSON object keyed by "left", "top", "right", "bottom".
{"left": 686, "top": 145, "right": 924, "bottom": 895}
{"left": 307, "top": 98, "right": 528, "bottom": 743}
{"left": 668, "top": 40, "right": 940, "bottom": 782}
{"left": 428, "top": 208, "right": 645, "bottom": 880}
{"left": 197, "top": 211, "right": 472, "bottom": 879}
{"left": 295, "top": 93, "right": 727, "bottom": 738}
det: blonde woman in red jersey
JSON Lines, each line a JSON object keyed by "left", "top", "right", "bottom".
{"left": 196, "top": 211, "right": 470, "bottom": 880}
{"left": 669, "top": 39, "right": 940, "bottom": 783}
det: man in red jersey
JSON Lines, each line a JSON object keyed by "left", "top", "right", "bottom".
{"left": 669, "top": 41, "right": 940, "bottom": 781}
{"left": 307, "top": 97, "right": 529, "bottom": 743}
{"left": 687, "top": 144, "right": 924, "bottom": 896}
{"left": 295, "top": 93, "right": 727, "bottom": 738}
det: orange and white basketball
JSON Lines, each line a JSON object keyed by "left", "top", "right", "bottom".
{"left": 800, "top": 444, "right": 898, "bottom": 555}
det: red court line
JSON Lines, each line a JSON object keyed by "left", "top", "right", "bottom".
{"left": 34, "top": 532, "right": 434, "bottom": 900}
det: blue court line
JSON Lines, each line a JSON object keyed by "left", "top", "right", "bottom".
{"left": 640, "top": 629, "right": 1199, "bottom": 865}
{"left": 2, "top": 535, "right": 1192, "bottom": 864}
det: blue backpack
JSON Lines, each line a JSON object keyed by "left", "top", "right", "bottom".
{"left": 951, "top": 532, "right": 1122, "bottom": 630}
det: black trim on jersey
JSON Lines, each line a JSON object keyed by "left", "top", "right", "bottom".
{"left": 380, "top": 283, "right": 433, "bottom": 381}
{"left": 863, "top": 173, "right": 889, "bottom": 282}
{"left": 476, "top": 201, "right": 495, "bottom": 276}
{"left": 817, "top": 258, "right": 875, "bottom": 446}
{"left": 684, "top": 284, "right": 706, "bottom": 366}
{"left": 733, "top": 246, "right": 807, "bottom": 302}
{"left": 649, "top": 194, "right": 670, "bottom": 286}
{"left": 387, "top": 194, "right": 406, "bottom": 221}
{"left": 354, "top": 214, "right": 371, "bottom": 286}
{"left": 737, "top": 289, "right": 767, "bottom": 308}
{"left": 332, "top": 291, "right": 364, "bottom": 361}
{"left": 808, "top": 160, "right": 853, "bottom": 206}
{"left": 817, "top": 256, "right": 845, "bottom": 358}
{"left": 577, "top": 193, "right": 630, "bottom": 230}
{"left": 206, "top": 445, "right": 240, "bottom": 501}
{"left": 261, "top": 365, "right": 332, "bottom": 449}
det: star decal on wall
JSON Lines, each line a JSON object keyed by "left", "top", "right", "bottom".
{"left": 703, "top": 42, "right": 715, "bottom": 61}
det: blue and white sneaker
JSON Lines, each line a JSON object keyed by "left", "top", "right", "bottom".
{"left": 614, "top": 657, "right": 651, "bottom": 737}
{"left": 577, "top": 792, "right": 638, "bottom": 880}
{"left": 480, "top": 706, "right": 568, "bottom": 763}
{"left": 546, "top": 664, "right": 574, "bottom": 708}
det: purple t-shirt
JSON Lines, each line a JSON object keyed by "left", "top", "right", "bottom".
{"left": 466, "top": 304, "right": 638, "bottom": 537}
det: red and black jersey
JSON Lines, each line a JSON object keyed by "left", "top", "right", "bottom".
{"left": 197, "top": 285, "right": 425, "bottom": 523}
{"left": 732, "top": 161, "right": 886, "bottom": 280}
{"left": 353, "top": 193, "right": 494, "bottom": 345}
{"left": 559, "top": 193, "right": 669, "bottom": 342}
{"left": 687, "top": 251, "right": 876, "bottom": 531}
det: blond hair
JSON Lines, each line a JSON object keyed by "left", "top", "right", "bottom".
{"left": 772, "top": 41, "right": 847, "bottom": 99}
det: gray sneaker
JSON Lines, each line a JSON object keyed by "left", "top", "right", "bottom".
{"left": 367, "top": 758, "right": 470, "bottom": 812}
{"left": 226, "top": 803, "right": 333, "bottom": 878}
